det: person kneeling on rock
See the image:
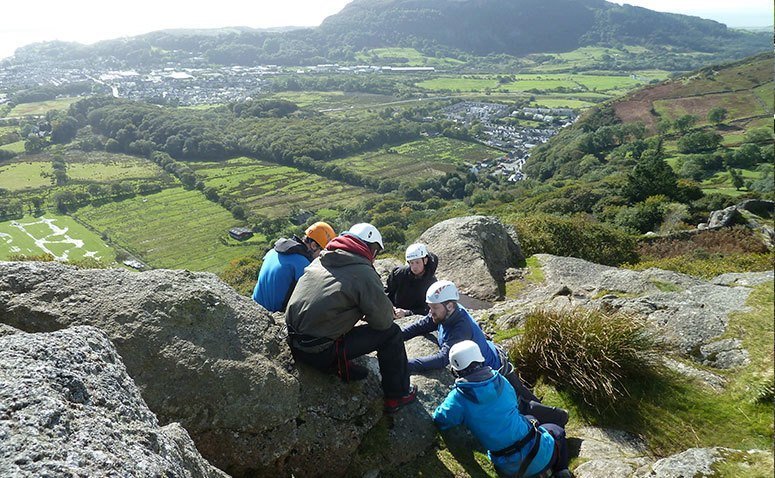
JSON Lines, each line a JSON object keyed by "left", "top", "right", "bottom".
{"left": 285, "top": 223, "right": 417, "bottom": 414}
{"left": 402, "top": 280, "right": 568, "bottom": 427}
{"left": 434, "top": 341, "right": 572, "bottom": 478}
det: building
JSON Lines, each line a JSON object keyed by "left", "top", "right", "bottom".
{"left": 228, "top": 227, "right": 254, "bottom": 241}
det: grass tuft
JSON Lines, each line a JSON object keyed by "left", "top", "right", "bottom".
{"left": 511, "top": 307, "right": 661, "bottom": 410}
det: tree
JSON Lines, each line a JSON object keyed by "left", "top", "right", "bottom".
{"left": 50, "top": 115, "right": 79, "bottom": 143}
{"left": 728, "top": 168, "right": 744, "bottom": 191}
{"left": 24, "top": 136, "right": 46, "bottom": 153}
{"left": 707, "top": 107, "right": 727, "bottom": 125}
{"left": 673, "top": 115, "right": 698, "bottom": 134}
{"left": 623, "top": 154, "right": 678, "bottom": 203}
{"left": 677, "top": 130, "right": 722, "bottom": 153}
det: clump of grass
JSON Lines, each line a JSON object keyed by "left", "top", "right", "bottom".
{"left": 512, "top": 307, "right": 661, "bottom": 410}
{"left": 625, "top": 252, "right": 773, "bottom": 279}
{"left": 7, "top": 253, "right": 108, "bottom": 269}
{"left": 7, "top": 253, "right": 56, "bottom": 262}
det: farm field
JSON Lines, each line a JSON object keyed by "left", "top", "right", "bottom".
{"left": 62, "top": 151, "right": 170, "bottom": 183}
{"left": 329, "top": 136, "right": 496, "bottom": 184}
{"left": 0, "top": 159, "right": 53, "bottom": 191}
{"left": 355, "top": 47, "right": 465, "bottom": 68}
{"left": 73, "top": 187, "right": 255, "bottom": 273}
{"left": 0, "top": 140, "right": 25, "bottom": 153}
{"left": 653, "top": 91, "right": 768, "bottom": 123}
{"left": 263, "top": 91, "right": 398, "bottom": 110}
{"left": 190, "top": 157, "right": 376, "bottom": 217}
{"left": 416, "top": 73, "right": 648, "bottom": 94}
{"left": 0, "top": 214, "right": 114, "bottom": 262}
{"left": 7, "top": 97, "right": 80, "bottom": 117}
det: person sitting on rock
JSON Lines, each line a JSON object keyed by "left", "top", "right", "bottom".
{"left": 285, "top": 223, "right": 417, "bottom": 414}
{"left": 252, "top": 222, "right": 336, "bottom": 313}
{"left": 402, "top": 280, "right": 568, "bottom": 427}
{"left": 386, "top": 243, "right": 439, "bottom": 318}
{"left": 434, "top": 341, "right": 571, "bottom": 478}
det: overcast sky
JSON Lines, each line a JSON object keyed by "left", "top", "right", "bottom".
{"left": 0, "top": 0, "right": 771, "bottom": 60}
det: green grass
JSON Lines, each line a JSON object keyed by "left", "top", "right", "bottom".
{"left": 0, "top": 214, "right": 115, "bottom": 263}
{"left": 504, "top": 255, "right": 545, "bottom": 299}
{"left": 529, "top": 98, "right": 595, "bottom": 109}
{"left": 356, "top": 47, "right": 465, "bottom": 68}
{"left": 0, "top": 160, "right": 53, "bottom": 191}
{"left": 64, "top": 152, "right": 167, "bottom": 182}
{"left": 752, "top": 82, "right": 774, "bottom": 112}
{"left": 261, "top": 91, "right": 397, "bottom": 110}
{"left": 330, "top": 137, "right": 499, "bottom": 185}
{"left": 417, "top": 73, "right": 646, "bottom": 94}
{"left": 626, "top": 253, "right": 773, "bottom": 280}
{"left": 653, "top": 91, "right": 768, "bottom": 123}
{"left": 72, "top": 187, "right": 257, "bottom": 273}
{"left": 8, "top": 97, "right": 80, "bottom": 117}
{"left": 0, "top": 140, "right": 25, "bottom": 153}
{"left": 190, "top": 157, "right": 375, "bottom": 218}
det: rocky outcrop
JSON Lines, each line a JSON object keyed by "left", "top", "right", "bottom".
{"left": 703, "top": 199, "right": 775, "bottom": 248}
{"left": 0, "top": 261, "right": 432, "bottom": 477}
{"left": 514, "top": 255, "right": 771, "bottom": 368}
{"left": 0, "top": 326, "right": 225, "bottom": 478}
{"left": 418, "top": 216, "right": 524, "bottom": 300}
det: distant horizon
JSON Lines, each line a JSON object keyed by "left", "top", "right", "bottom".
{"left": 0, "top": 0, "right": 771, "bottom": 61}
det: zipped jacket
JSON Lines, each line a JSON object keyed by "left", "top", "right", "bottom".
{"left": 385, "top": 252, "right": 439, "bottom": 315}
{"left": 433, "top": 368, "right": 555, "bottom": 477}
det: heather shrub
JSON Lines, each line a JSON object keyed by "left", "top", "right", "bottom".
{"left": 626, "top": 252, "right": 773, "bottom": 279}
{"left": 637, "top": 225, "right": 770, "bottom": 260}
{"left": 512, "top": 213, "right": 638, "bottom": 266}
{"left": 511, "top": 307, "right": 660, "bottom": 409}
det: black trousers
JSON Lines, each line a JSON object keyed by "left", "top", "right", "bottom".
{"left": 290, "top": 323, "right": 410, "bottom": 399}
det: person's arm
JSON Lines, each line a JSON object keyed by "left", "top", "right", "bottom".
{"left": 433, "top": 390, "right": 465, "bottom": 430}
{"left": 400, "top": 314, "right": 436, "bottom": 341}
{"left": 359, "top": 267, "right": 396, "bottom": 331}
{"left": 385, "top": 268, "right": 397, "bottom": 302}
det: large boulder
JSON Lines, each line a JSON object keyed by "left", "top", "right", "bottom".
{"left": 0, "top": 261, "right": 434, "bottom": 477}
{"left": 418, "top": 216, "right": 524, "bottom": 300}
{"left": 0, "top": 326, "right": 226, "bottom": 478}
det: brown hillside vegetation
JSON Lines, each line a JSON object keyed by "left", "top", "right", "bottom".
{"left": 612, "top": 53, "right": 774, "bottom": 131}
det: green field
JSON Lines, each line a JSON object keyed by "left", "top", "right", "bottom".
{"left": 355, "top": 47, "right": 465, "bottom": 68}
{"left": 0, "top": 140, "right": 25, "bottom": 153}
{"left": 262, "top": 91, "right": 398, "bottom": 110}
{"left": 752, "top": 82, "right": 774, "bottom": 112}
{"left": 0, "top": 160, "right": 53, "bottom": 191}
{"left": 330, "top": 137, "right": 497, "bottom": 184}
{"left": 73, "top": 187, "right": 255, "bottom": 273}
{"left": 63, "top": 151, "right": 169, "bottom": 183}
{"left": 8, "top": 97, "right": 80, "bottom": 117}
{"left": 416, "top": 73, "right": 646, "bottom": 93}
{"left": 653, "top": 91, "right": 768, "bottom": 123}
{"left": 530, "top": 97, "right": 596, "bottom": 108}
{"left": 190, "top": 157, "right": 375, "bottom": 217}
{"left": 0, "top": 214, "right": 114, "bottom": 262}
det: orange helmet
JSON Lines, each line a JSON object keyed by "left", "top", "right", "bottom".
{"left": 305, "top": 222, "right": 336, "bottom": 248}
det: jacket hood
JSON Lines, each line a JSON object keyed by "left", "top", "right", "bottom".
{"left": 326, "top": 234, "right": 375, "bottom": 262}
{"left": 274, "top": 236, "right": 311, "bottom": 258}
{"left": 319, "top": 247, "right": 374, "bottom": 268}
{"left": 454, "top": 368, "right": 501, "bottom": 405}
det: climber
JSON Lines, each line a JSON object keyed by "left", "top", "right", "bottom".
{"left": 252, "top": 221, "right": 336, "bottom": 312}
{"left": 386, "top": 242, "right": 439, "bottom": 318}
{"left": 433, "top": 341, "right": 572, "bottom": 478}
{"left": 285, "top": 223, "right": 416, "bottom": 414}
{"left": 402, "top": 279, "right": 568, "bottom": 427}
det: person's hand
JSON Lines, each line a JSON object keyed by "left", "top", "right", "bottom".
{"left": 393, "top": 307, "right": 406, "bottom": 320}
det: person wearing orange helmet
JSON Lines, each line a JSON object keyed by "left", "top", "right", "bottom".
{"left": 252, "top": 221, "right": 335, "bottom": 312}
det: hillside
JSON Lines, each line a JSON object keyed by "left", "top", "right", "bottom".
{"left": 6, "top": 0, "right": 769, "bottom": 68}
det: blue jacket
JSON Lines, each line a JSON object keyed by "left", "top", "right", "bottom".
{"left": 252, "top": 237, "right": 311, "bottom": 312}
{"left": 433, "top": 368, "right": 555, "bottom": 477}
{"left": 401, "top": 306, "right": 500, "bottom": 373}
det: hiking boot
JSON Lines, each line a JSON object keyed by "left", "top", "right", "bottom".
{"left": 337, "top": 361, "right": 369, "bottom": 382}
{"left": 384, "top": 384, "right": 417, "bottom": 414}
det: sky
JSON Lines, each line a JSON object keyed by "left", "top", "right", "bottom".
{"left": 0, "top": 0, "right": 771, "bottom": 60}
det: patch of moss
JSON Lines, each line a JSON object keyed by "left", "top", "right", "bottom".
{"left": 505, "top": 256, "right": 545, "bottom": 298}
{"left": 712, "top": 449, "right": 774, "bottom": 478}
{"left": 649, "top": 279, "right": 684, "bottom": 293}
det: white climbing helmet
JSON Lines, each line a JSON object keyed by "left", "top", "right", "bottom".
{"left": 348, "top": 223, "right": 384, "bottom": 250}
{"left": 426, "top": 280, "right": 459, "bottom": 304}
{"left": 405, "top": 243, "right": 429, "bottom": 262}
{"left": 449, "top": 340, "right": 485, "bottom": 371}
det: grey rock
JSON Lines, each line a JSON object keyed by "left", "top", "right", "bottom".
{"left": 737, "top": 199, "right": 774, "bottom": 218}
{"left": 418, "top": 216, "right": 524, "bottom": 300}
{"left": 374, "top": 258, "right": 403, "bottom": 284}
{"left": 699, "top": 339, "right": 750, "bottom": 369}
{"left": 527, "top": 255, "right": 756, "bottom": 364}
{"left": 0, "top": 323, "right": 20, "bottom": 336}
{"left": 707, "top": 206, "right": 744, "bottom": 228}
{"left": 0, "top": 326, "right": 226, "bottom": 478}
{"left": 0, "top": 261, "right": 435, "bottom": 477}
{"left": 575, "top": 427, "right": 649, "bottom": 460}
{"left": 662, "top": 358, "right": 726, "bottom": 392}
{"left": 638, "top": 447, "right": 728, "bottom": 477}
{"left": 711, "top": 270, "right": 774, "bottom": 287}
{"left": 574, "top": 458, "right": 651, "bottom": 478}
